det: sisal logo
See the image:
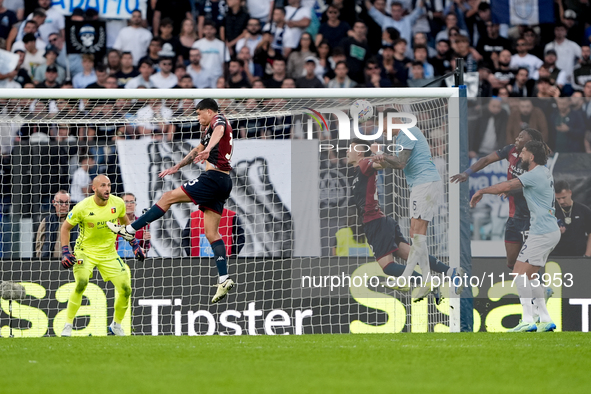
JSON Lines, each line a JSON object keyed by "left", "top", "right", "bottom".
{"left": 304, "top": 108, "right": 419, "bottom": 141}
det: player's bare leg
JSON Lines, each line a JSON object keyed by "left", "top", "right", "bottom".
{"left": 505, "top": 242, "right": 522, "bottom": 270}
{"left": 205, "top": 209, "right": 235, "bottom": 303}
{"left": 107, "top": 187, "right": 192, "bottom": 240}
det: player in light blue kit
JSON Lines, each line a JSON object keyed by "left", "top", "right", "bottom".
{"left": 375, "top": 108, "right": 463, "bottom": 301}
{"left": 471, "top": 141, "right": 559, "bottom": 332}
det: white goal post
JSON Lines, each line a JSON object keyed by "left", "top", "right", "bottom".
{"left": 0, "top": 87, "right": 462, "bottom": 336}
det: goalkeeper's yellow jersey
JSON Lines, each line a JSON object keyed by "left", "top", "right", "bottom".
{"left": 66, "top": 195, "right": 126, "bottom": 257}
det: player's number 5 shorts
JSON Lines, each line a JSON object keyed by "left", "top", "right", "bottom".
{"left": 409, "top": 181, "right": 443, "bottom": 222}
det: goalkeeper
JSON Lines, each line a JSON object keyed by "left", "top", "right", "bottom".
{"left": 60, "top": 175, "right": 145, "bottom": 337}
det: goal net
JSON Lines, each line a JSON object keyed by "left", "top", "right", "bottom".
{"left": 0, "top": 88, "right": 460, "bottom": 337}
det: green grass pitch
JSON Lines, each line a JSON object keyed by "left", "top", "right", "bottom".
{"left": 1, "top": 333, "right": 590, "bottom": 393}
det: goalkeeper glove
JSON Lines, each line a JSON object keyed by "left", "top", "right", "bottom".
{"left": 61, "top": 246, "right": 76, "bottom": 269}
{"left": 130, "top": 239, "right": 146, "bottom": 261}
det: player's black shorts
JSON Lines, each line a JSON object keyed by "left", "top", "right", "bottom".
{"left": 181, "top": 170, "right": 232, "bottom": 214}
{"left": 505, "top": 217, "right": 530, "bottom": 244}
{"left": 363, "top": 216, "right": 409, "bottom": 260}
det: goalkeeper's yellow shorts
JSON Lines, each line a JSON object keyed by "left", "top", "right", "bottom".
{"left": 73, "top": 250, "right": 130, "bottom": 281}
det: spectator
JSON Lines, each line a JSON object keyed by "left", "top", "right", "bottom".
{"left": 412, "top": 44, "right": 434, "bottom": 79}
{"left": 0, "top": 0, "right": 17, "bottom": 40}
{"left": 551, "top": 180, "right": 591, "bottom": 257}
{"left": 522, "top": 27, "right": 544, "bottom": 60}
{"left": 339, "top": 20, "right": 369, "bottom": 84}
{"left": 175, "top": 74, "right": 194, "bottom": 88}
{"left": 228, "top": 58, "right": 251, "bottom": 88}
{"left": 253, "top": 28, "right": 277, "bottom": 77}
{"left": 236, "top": 18, "right": 262, "bottom": 56}
{"left": 327, "top": 60, "right": 357, "bottom": 88}
{"left": 475, "top": 21, "right": 511, "bottom": 64}
{"left": 224, "top": 0, "right": 250, "bottom": 53}
{"left": 430, "top": 39, "right": 452, "bottom": 76}
{"left": 407, "top": 60, "right": 433, "bottom": 87}
{"left": 509, "top": 37, "right": 543, "bottom": 79}
{"left": 262, "top": 7, "right": 285, "bottom": 56}
{"left": 452, "top": 34, "right": 477, "bottom": 72}
{"left": 8, "top": 9, "right": 44, "bottom": 50}
{"left": 177, "top": 18, "right": 198, "bottom": 64}
{"left": 554, "top": 97, "right": 586, "bottom": 152}
{"left": 283, "top": 0, "right": 311, "bottom": 57}
{"left": 70, "top": 156, "right": 94, "bottom": 203}
{"left": 192, "top": 20, "right": 230, "bottom": 79}
{"left": 295, "top": 57, "right": 324, "bottom": 88}
{"left": 33, "top": 44, "right": 64, "bottom": 84}
{"left": 103, "top": 74, "right": 119, "bottom": 89}
{"left": 20, "top": 32, "right": 44, "bottom": 78}
{"left": 379, "top": 43, "right": 396, "bottom": 82}
{"left": 477, "top": 64, "right": 493, "bottom": 97}
{"left": 182, "top": 208, "right": 244, "bottom": 257}
{"left": 187, "top": 48, "right": 216, "bottom": 88}
{"left": 434, "top": 9, "right": 468, "bottom": 43}
{"left": 115, "top": 52, "right": 139, "bottom": 87}
{"left": 582, "top": 80, "right": 591, "bottom": 152}
{"left": 488, "top": 49, "right": 515, "bottom": 90}
{"left": 150, "top": 45, "right": 178, "bottom": 88}
{"left": 125, "top": 59, "right": 155, "bottom": 89}
{"left": 563, "top": 9, "right": 584, "bottom": 46}
{"left": 391, "top": 38, "right": 411, "bottom": 86}
{"left": 237, "top": 45, "right": 261, "bottom": 83}
{"left": 287, "top": 32, "right": 317, "bottom": 79}
{"left": 34, "top": 0, "right": 64, "bottom": 43}
{"left": 316, "top": 5, "right": 350, "bottom": 49}
{"left": 281, "top": 77, "right": 296, "bottom": 88}
{"left": 469, "top": 98, "right": 508, "bottom": 158}
{"left": 113, "top": 10, "right": 153, "bottom": 67}
{"left": 117, "top": 193, "right": 151, "bottom": 258}
{"left": 506, "top": 98, "right": 549, "bottom": 145}
{"left": 153, "top": 0, "right": 191, "bottom": 37}
{"left": 509, "top": 67, "right": 535, "bottom": 97}
{"left": 544, "top": 22, "right": 582, "bottom": 85}
{"left": 364, "top": 57, "right": 392, "bottom": 87}
{"left": 86, "top": 64, "right": 109, "bottom": 88}
{"left": 46, "top": 31, "right": 73, "bottom": 77}
{"left": 106, "top": 49, "right": 121, "bottom": 74}
{"left": 140, "top": 37, "right": 163, "bottom": 67}
{"left": 72, "top": 54, "right": 96, "bottom": 89}
{"left": 35, "top": 190, "right": 77, "bottom": 259}
{"left": 574, "top": 45, "right": 591, "bottom": 90}
{"left": 263, "top": 56, "right": 286, "bottom": 88}
{"left": 35, "top": 64, "right": 60, "bottom": 88}
{"left": 413, "top": 32, "right": 435, "bottom": 57}
{"left": 197, "top": 0, "right": 225, "bottom": 38}
{"left": 365, "top": 0, "right": 424, "bottom": 57}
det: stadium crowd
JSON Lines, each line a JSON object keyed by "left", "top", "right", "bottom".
{"left": 1, "top": 0, "right": 591, "bottom": 238}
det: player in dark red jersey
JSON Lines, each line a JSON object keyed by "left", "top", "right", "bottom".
{"left": 451, "top": 128, "right": 544, "bottom": 270}
{"left": 347, "top": 139, "right": 463, "bottom": 302}
{"left": 107, "top": 99, "right": 235, "bottom": 303}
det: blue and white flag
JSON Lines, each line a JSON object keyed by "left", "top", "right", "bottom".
{"left": 492, "top": 0, "right": 555, "bottom": 26}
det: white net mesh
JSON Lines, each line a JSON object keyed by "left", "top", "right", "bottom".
{"left": 0, "top": 90, "right": 457, "bottom": 336}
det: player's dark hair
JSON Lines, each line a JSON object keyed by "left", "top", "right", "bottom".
{"left": 522, "top": 128, "right": 550, "bottom": 156}
{"left": 524, "top": 140, "right": 548, "bottom": 165}
{"left": 196, "top": 98, "right": 219, "bottom": 113}
{"left": 554, "top": 180, "right": 570, "bottom": 193}
{"left": 350, "top": 138, "right": 372, "bottom": 157}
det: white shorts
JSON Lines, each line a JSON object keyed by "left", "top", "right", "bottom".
{"left": 517, "top": 230, "right": 561, "bottom": 267}
{"left": 409, "top": 181, "right": 442, "bottom": 222}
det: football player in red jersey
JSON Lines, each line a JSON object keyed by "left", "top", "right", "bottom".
{"left": 107, "top": 99, "right": 236, "bottom": 303}
{"left": 451, "top": 128, "right": 544, "bottom": 270}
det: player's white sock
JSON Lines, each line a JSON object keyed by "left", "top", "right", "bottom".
{"left": 402, "top": 243, "right": 420, "bottom": 285}
{"left": 414, "top": 234, "right": 431, "bottom": 282}
{"left": 126, "top": 225, "right": 137, "bottom": 235}
{"left": 531, "top": 282, "right": 552, "bottom": 322}
{"left": 516, "top": 275, "right": 534, "bottom": 323}
{"left": 219, "top": 274, "right": 229, "bottom": 284}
